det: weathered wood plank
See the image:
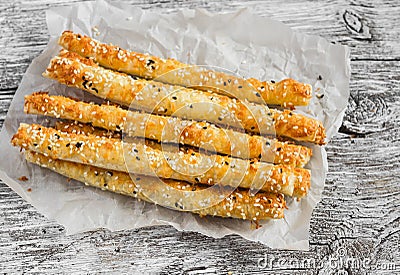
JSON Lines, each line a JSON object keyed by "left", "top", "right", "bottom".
{"left": 0, "top": 92, "right": 14, "bottom": 127}
{"left": 0, "top": 0, "right": 399, "bottom": 274}
{"left": 1, "top": 0, "right": 400, "bottom": 92}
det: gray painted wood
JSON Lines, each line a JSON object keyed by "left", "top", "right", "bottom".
{"left": 0, "top": 0, "right": 399, "bottom": 274}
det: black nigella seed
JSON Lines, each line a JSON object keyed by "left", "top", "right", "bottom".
{"left": 92, "top": 88, "right": 98, "bottom": 93}
{"left": 164, "top": 108, "right": 168, "bottom": 113}
{"left": 158, "top": 88, "right": 161, "bottom": 92}
{"left": 132, "top": 190, "right": 137, "bottom": 194}
{"left": 191, "top": 153, "right": 195, "bottom": 156}
{"left": 136, "top": 177, "right": 141, "bottom": 181}
{"left": 116, "top": 125, "right": 121, "bottom": 130}
{"left": 195, "top": 177, "right": 200, "bottom": 182}
{"left": 189, "top": 104, "right": 193, "bottom": 108}
{"left": 232, "top": 196, "right": 236, "bottom": 200}
{"left": 228, "top": 79, "right": 231, "bottom": 83}
{"left": 251, "top": 126, "right": 255, "bottom": 130}
{"left": 279, "top": 168, "right": 282, "bottom": 173}
{"left": 33, "top": 143, "right": 38, "bottom": 147}
{"left": 260, "top": 86, "right": 265, "bottom": 89}
{"left": 271, "top": 80, "right": 276, "bottom": 83}
{"left": 89, "top": 82, "right": 93, "bottom": 88}
{"left": 104, "top": 183, "right": 108, "bottom": 187}
{"left": 133, "top": 148, "right": 138, "bottom": 153}
{"left": 82, "top": 80, "right": 89, "bottom": 89}
{"left": 66, "top": 143, "right": 70, "bottom": 147}
{"left": 250, "top": 161, "right": 254, "bottom": 165}
{"left": 218, "top": 117, "right": 222, "bottom": 121}
{"left": 318, "top": 75, "right": 323, "bottom": 80}
{"left": 175, "top": 202, "right": 179, "bottom": 208}
{"left": 223, "top": 82, "right": 227, "bottom": 86}
{"left": 258, "top": 154, "right": 262, "bottom": 158}
{"left": 146, "top": 59, "right": 155, "bottom": 66}
{"left": 75, "top": 142, "right": 83, "bottom": 148}
{"left": 54, "top": 133, "right": 60, "bottom": 139}
{"left": 277, "top": 147, "right": 282, "bottom": 152}
{"left": 266, "top": 141, "right": 270, "bottom": 146}
{"left": 255, "top": 93, "right": 261, "bottom": 97}
{"left": 82, "top": 76, "right": 86, "bottom": 80}
{"left": 77, "top": 34, "right": 81, "bottom": 39}
{"left": 106, "top": 171, "right": 113, "bottom": 176}
{"left": 238, "top": 85, "right": 242, "bottom": 89}
{"left": 95, "top": 171, "right": 99, "bottom": 176}
{"left": 203, "top": 126, "right": 207, "bottom": 130}
{"left": 225, "top": 161, "right": 229, "bottom": 165}
{"left": 136, "top": 156, "right": 140, "bottom": 161}
{"left": 47, "top": 146, "right": 51, "bottom": 150}
{"left": 151, "top": 65, "right": 156, "bottom": 70}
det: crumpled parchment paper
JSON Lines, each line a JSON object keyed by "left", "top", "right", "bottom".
{"left": 0, "top": 0, "right": 350, "bottom": 250}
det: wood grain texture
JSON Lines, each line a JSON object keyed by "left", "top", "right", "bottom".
{"left": 0, "top": 0, "right": 399, "bottom": 274}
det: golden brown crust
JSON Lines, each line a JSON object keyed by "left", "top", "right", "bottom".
{"left": 44, "top": 50, "right": 325, "bottom": 144}
{"left": 12, "top": 124, "right": 311, "bottom": 197}
{"left": 271, "top": 109, "right": 326, "bottom": 145}
{"left": 58, "top": 31, "right": 312, "bottom": 107}
{"left": 292, "top": 167, "right": 311, "bottom": 198}
{"left": 25, "top": 151, "right": 286, "bottom": 220}
{"left": 25, "top": 92, "right": 312, "bottom": 167}
{"left": 55, "top": 120, "right": 122, "bottom": 139}
{"left": 245, "top": 78, "right": 312, "bottom": 109}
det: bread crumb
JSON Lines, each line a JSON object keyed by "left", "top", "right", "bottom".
{"left": 18, "top": 176, "right": 29, "bottom": 181}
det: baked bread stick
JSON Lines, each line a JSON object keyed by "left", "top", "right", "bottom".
{"left": 55, "top": 120, "right": 122, "bottom": 139}
{"left": 55, "top": 120, "right": 202, "bottom": 153}
{"left": 25, "top": 92, "right": 312, "bottom": 167}
{"left": 44, "top": 50, "right": 272, "bottom": 135}
{"left": 25, "top": 151, "right": 286, "bottom": 220}
{"left": 12, "top": 124, "right": 310, "bottom": 196}
{"left": 44, "top": 50, "right": 326, "bottom": 145}
{"left": 55, "top": 120, "right": 311, "bottom": 198}
{"left": 59, "top": 30, "right": 312, "bottom": 108}
{"left": 55, "top": 121, "right": 177, "bottom": 154}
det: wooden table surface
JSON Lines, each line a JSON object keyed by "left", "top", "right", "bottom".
{"left": 0, "top": 0, "right": 399, "bottom": 274}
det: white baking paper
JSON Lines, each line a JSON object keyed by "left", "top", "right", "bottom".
{"left": 0, "top": 0, "right": 350, "bottom": 250}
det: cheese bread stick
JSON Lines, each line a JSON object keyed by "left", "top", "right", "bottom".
{"left": 25, "top": 151, "right": 286, "bottom": 220}
{"left": 55, "top": 120, "right": 122, "bottom": 139}
{"left": 59, "top": 30, "right": 312, "bottom": 108}
{"left": 55, "top": 120, "right": 311, "bottom": 198}
{"left": 25, "top": 92, "right": 312, "bottom": 167}
{"left": 12, "top": 124, "right": 310, "bottom": 196}
{"left": 44, "top": 50, "right": 326, "bottom": 144}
